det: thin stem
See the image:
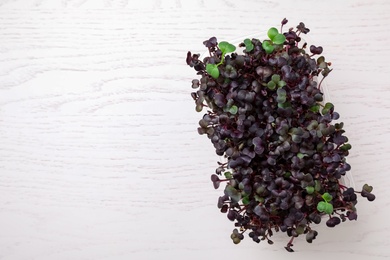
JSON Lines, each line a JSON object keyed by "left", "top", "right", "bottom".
{"left": 318, "top": 68, "right": 333, "bottom": 89}
{"left": 287, "top": 236, "right": 295, "bottom": 246}
{"left": 339, "top": 183, "right": 348, "bottom": 190}
{"left": 318, "top": 76, "right": 327, "bottom": 89}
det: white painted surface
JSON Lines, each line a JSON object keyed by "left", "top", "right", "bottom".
{"left": 0, "top": 1, "right": 389, "bottom": 259}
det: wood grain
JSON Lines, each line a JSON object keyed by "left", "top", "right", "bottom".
{"left": 0, "top": 1, "right": 389, "bottom": 259}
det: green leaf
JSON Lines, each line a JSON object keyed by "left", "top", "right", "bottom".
{"left": 310, "top": 104, "right": 320, "bottom": 113}
{"left": 278, "top": 80, "right": 286, "bottom": 88}
{"left": 243, "top": 38, "right": 254, "bottom": 52}
{"left": 242, "top": 195, "right": 250, "bottom": 205}
{"left": 317, "top": 56, "right": 325, "bottom": 65}
{"left": 319, "top": 61, "right": 327, "bottom": 69}
{"left": 262, "top": 40, "right": 274, "bottom": 54}
{"left": 324, "top": 203, "right": 334, "bottom": 214}
{"left": 224, "top": 185, "right": 241, "bottom": 203}
{"left": 322, "top": 192, "right": 333, "bottom": 202}
{"left": 306, "top": 186, "right": 315, "bottom": 194}
{"left": 272, "top": 74, "right": 281, "bottom": 82}
{"left": 317, "top": 201, "right": 326, "bottom": 212}
{"left": 321, "top": 102, "right": 334, "bottom": 115}
{"left": 206, "top": 63, "right": 219, "bottom": 79}
{"left": 273, "top": 33, "right": 286, "bottom": 45}
{"left": 325, "top": 102, "right": 334, "bottom": 109}
{"left": 322, "top": 108, "right": 329, "bottom": 115}
{"left": 340, "top": 143, "right": 352, "bottom": 151}
{"left": 267, "top": 81, "right": 276, "bottom": 90}
{"left": 267, "top": 27, "right": 279, "bottom": 40}
{"left": 224, "top": 171, "right": 233, "bottom": 179}
{"left": 297, "top": 153, "right": 308, "bottom": 159}
{"left": 278, "top": 101, "right": 291, "bottom": 109}
{"left": 322, "top": 67, "right": 331, "bottom": 77}
{"left": 219, "top": 41, "right": 236, "bottom": 54}
{"left": 363, "top": 184, "right": 373, "bottom": 193}
{"left": 254, "top": 195, "right": 264, "bottom": 203}
{"left": 229, "top": 105, "right": 238, "bottom": 115}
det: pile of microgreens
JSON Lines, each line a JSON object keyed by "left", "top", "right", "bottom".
{"left": 186, "top": 18, "right": 375, "bottom": 252}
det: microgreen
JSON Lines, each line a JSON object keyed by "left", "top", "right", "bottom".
{"left": 206, "top": 64, "right": 220, "bottom": 79}
{"left": 205, "top": 41, "right": 236, "bottom": 79}
{"left": 219, "top": 41, "right": 236, "bottom": 54}
{"left": 262, "top": 27, "right": 286, "bottom": 54}
{"left": 186, "top": 18, "right": 376, "bottom": 252}
{"left": 243, "top": 38, "right": 254, "bottom": 52}
{"left": 317, "top": 192, "right": 334, "bottom": 214}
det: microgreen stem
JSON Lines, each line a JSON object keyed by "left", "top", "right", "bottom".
{"left": 287, "top": 237, "right": 295, "bottom": 247}
{"left": 339, "top": 183, "right": 348, "bottom": 190}
{"left": 318, "top": 68, "right": 333, "bottom": 89}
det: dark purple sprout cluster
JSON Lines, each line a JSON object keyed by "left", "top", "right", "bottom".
{"left": 186, "top": 19, "right": 375, "bottom": 252}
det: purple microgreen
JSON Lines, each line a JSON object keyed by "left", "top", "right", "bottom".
{"left": 186, "top": 18, "right": 375, "bottom": 253}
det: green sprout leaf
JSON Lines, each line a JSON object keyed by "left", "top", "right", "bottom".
{"left": 271, "top": 74, "right": 281, "bottom": 82}
{"left": 225, "top": 185, "right": 241, "bottom": 203}
{"left": 306, "top": 186, "right": 315, "bottom": 194}
{"left": 267, "top": 27, "right": 279, "bottom": 40}
{"left": 242, "top": 195, "right": 250, "bottom": 205}
{"left": 278, "top": 80, "right": 286, "bottom": 88}
{"left": 297, "top": 152, "right": 308, "bottom": 159}
{"left": 254, "top": 195, "right": 265, "bottom": 203}
{"left": 321, "top": 102, "right": 334, "bottom": 115}
{"left": 224, "top": 171, "right": 233, "bottom": 179}
{"left": 310, "top": 104, "right": 320, "bottom": 113}
{"left": 267, "top": 27, "right": 285, "bottom": 45}
{"left": 267, "top": 80, "right": 276, "bottom": 90}
{"left": 229, "top": 105, "right": 238, "bottom": 115}
{"left": 219, "top": 41, "right": 236, "bottom": 54}
{"left": 262, "top": 40, "right": 274, "bottom": 54}
{"left": 278, "top": 101, "right": 291, "bottom": 109}
{"left": 363, "top": 184, "right": 373, "bottom": 193}
{"left": 340, "top": 143, "right": 352, "bottom": 151}
{"left": 322, "top": 67, "right": 331, "bottom": 77}
{"left": 243, "top": 38, "right": 254, "bottom": 52}
{"left": 324, "top": 203, "right": 334, "bottom": 214}
{"left": 272, "top": 33, "right": 286, "bottom": 45}
{"left": 206, "top": 63, "right": 219, "bottom": 79}
{"left": 317, "top": 201, "right": 326, "bottom": 212}
{"left": 317, "top": 201, "right": 333, "bottom": 214}
{"left": 317, "top": 56, "right": 325, "bottom": 65}
{"left": 319, "top": 61, "right": 327, "bottom": 69}
{"left": 322, "top": 192, "right": 333, "bottom": 202}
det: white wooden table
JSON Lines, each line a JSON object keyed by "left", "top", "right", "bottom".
{"left": 0, "top": 1, "right": 389, "bottom": 259}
